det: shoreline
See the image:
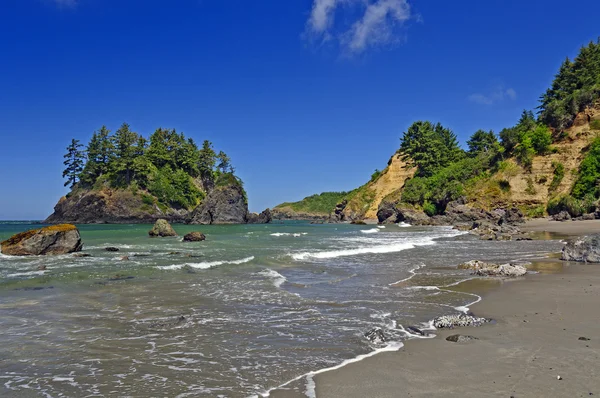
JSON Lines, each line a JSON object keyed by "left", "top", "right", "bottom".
{"left": 269, "top": 219, "right": 600, "bottom": 397}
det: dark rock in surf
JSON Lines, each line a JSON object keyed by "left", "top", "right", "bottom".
{"left": 446, "top": 334, "right": 479, "bottom": 343}
{"left": 105, "top": 247, "right": 120, "bottom": 252}
{"left": 561, "top": 234, "right": 600, "bottom": 263}
{"left": 364, "top": 327, "right": 387, "bottom": 344}
{"left": 183, "top": 232, "right": 206, "bottom": 242}
{"left": 73, "top": 253, "right": 92, "bottom": 257}
{"left": 406, "top": 326, "right": 428, "bottom": 336}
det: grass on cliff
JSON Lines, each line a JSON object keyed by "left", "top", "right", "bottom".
{"left": 276, "top": 191, "right": 354, "bottom": 215}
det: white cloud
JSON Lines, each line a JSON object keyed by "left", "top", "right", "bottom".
{"left": 468, "top": 86, "right": 517, "bottom": 105}
{"left": 306, "top": 0, "right": 413, "bottom": 54}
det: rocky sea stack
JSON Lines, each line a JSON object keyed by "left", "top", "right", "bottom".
{"left": 149, "top": 219, "right": 178, "bottom": 237}
{"left": 1, "top": 224, "right": 83, "bottom": 256}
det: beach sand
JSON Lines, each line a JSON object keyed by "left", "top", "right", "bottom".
{"left": 271, "top": 219, "right": 600, "bottom": 397}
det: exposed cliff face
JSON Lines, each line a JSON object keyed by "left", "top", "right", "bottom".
{"left": 468, "top": 106, "right": 600, "bottom": 212}
{"left": 44, "top": 189, "right": 189, "bottom": 224}
{"left": 45, "top": 184, "right": 271, "bottom": 225}
{"left": 189, "top": 185, "right": 249, "bottom": 224}
{"left": 340, "top": 154, "right": 415, "bottom": 221}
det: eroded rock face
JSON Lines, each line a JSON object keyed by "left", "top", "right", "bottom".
{"left": 189, "top": 185, "right": 248, "bottom": 225}
{"left": 432, "top": 314, "right": 492, "bottom": 329}
{"left": 458, "top": 260, "right": 528, "bottom": 277}
{"left": 1, "top": 224, "right": 83, "bottom": 256}
{"left": 183, "top": 232, "right": 206, "bottom": 242}
{"left": 149, "top": 219, "right": 177, "bottom": 237}
{"left": 247, "top": 209, "right": 272, "bottom": 224}
{"left": 44, "top": 189, "right": 189, "bottom": 224}
{"left": 562, "top": 235, "right": 600, "bottom": 263}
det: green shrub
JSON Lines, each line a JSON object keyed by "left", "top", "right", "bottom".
{"left": 548, "top": 161, "right": 565, "bottom": 193}
{"left": 526, "top": 205, "right": 545, "bottom": 218}
{"left": 572, "top": 138, "right": 600, "bottom": 199}
{"left": 141, "top": 193, "right": 155, "bottom": 206}
{"left": 591, "top": 119, "right": 600, "bottom": 131}
{"left": 525, "top": 177, "right": 536, "bottom": 195}
{"left": 498, "top": 179, "right": 511, "bottom": 192}
{"left": 547, "top": 194, "right": 596, "bottom": 217}
{"left": 422, "top": 201, "right": 437, "bottom": 217}
{"left": 370, "top": 169, "right": 382, "bottom": 182}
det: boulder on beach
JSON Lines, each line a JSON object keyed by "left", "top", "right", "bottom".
{"left": 432, "top": 313, "right": 492, "bottom": 329}
{"left": 561, "top": 234, "right": 600, "bottom": 263}
{"left": 0, "top": 224, "right": 83, "bottom": 256}
{"left": 446, "top": 334, "right": 479, "bottom": 343}
{"left": 458, "top": 260, "right": 528, "bottom": 277}
{"left": 148, "top": 219, "right": 177, "bottom": 237}
{"left": 183, "top": 232, "right": 206, "bottom": 242}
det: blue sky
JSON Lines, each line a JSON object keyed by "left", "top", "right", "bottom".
{"left": 1, "top": 0, "right": 599, "bottom": 219}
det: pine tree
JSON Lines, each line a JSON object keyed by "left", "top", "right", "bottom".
{"left": 112, "top": 123, "right": 139, "bottom": 185}
{"left": 198, "top": 140, "right": 217, "bottom": 189}
{"left": 216, "top": 151, "right": 233, "bottom": 173}
{"left": 62, "top": 139, "right": 85, "bottom": 188}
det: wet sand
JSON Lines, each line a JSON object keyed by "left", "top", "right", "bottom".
{"left": 270, "top": 219, "right": 600, "bottom": 397}
{"left": 523, "top": 218, "right": 600, "bottom": 236}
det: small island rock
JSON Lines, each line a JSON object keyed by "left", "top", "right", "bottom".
{"left": 561, "top": 234, "right": 600, "bottom": 263}
{"left": 183, "top": 232, "right": 206, "bottom": 242}
{"left": 1, "top": 224, "right": 83, "bottom": 256}
{"left": 149, "top": 219, "right": 177, "bottom": 237}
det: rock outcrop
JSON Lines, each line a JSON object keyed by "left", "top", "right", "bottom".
{"left": 149, "top": 219, "right": 177, "bottom": 237}
{"left": 189, "top": 185, "right": 248, "bottom": 224}
{"left": 458, "top": 260, "right": 528, "bottom": 277}
{"left": 44, "top": 189, "right": 189, "bottom": 224}
{"left": 446, "top": 334, "right": 479, "bottom": 343}
{"left": 183, "top": 232, "right": 206, "bottom": 242}
{"left": 271, "top": 208, "right": 329, "bottom": 221}
{"left": 561, "top": 235, "right": 600, "bottom": 262}
{"left": 364, "top": 327, "right": 388, "bottom": 344}
{"left": 432, "top": 314, "right": 492, "bottom": 329}
{"left": 1, "top": 224, "right": 83, "bottom": 256}
{"left": 247, "top": 209, "right": 272, "bottom": 224}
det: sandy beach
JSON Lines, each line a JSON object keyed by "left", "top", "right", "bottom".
{"left": 271, "top": 219, "right": 600, "bottom": 397}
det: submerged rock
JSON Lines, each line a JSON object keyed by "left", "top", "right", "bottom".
{"left": 149, "top": 219, "right": 177, "bottom": 237}
{"left": 561, "top": 235, "right": 600, "bottom": 263}
{"left": 73, "top": 253, "right": 92, "bottom": 258}
{"left": 0, "top": 224, "right": 83, "bottom": 256}
{"left": 105, "top": 247, "right": 120, "bottom": 252}
{"left": 364, "top": 327, "right": 388, "bottom": 344}
{"left": 183, "top": 232, "right": 206, "bottom": 242}
{"left": 446, "top": 334, "right": 479, "bottom": 343}
{"left": 432, "top": 314, "right": 492, "bottom": 329}
{"left": 458, "top": 260, "right": 528, "bottom": 277}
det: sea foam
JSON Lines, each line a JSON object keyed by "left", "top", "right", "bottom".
{"left": 360, "top": 228, "right": 380, "bottom": 234}
{"left": 291, "top": 240, "right": 434, "bottom": 261}
{"left": 158, "top": 256, "right": 254, "bottom": 270}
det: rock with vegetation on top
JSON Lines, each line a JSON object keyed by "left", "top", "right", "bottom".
{"left": 561, "top": 234, "right": 600, "bottom": 263}
{"left": 1, "top": 224, "right": 83, "bottom": 256}
{"left": 458, "top": 260, "right": 528, "bottom": 277}
{"left": 432, "top": 313, "right": 492, "bottom": 329}
{"left": 183, "top": 232, "right": 206, "bottom": 242}
{"left": 189, "top": 184, "right": 248, "bottom": 225}
{"left": 247, "top": 208, "right": 272, "bottom": 224}
{"left": 149, "top": 219, "right": 177, "bottom": 237}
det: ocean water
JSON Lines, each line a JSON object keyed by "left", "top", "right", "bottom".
{"left": 0, "top": 221, "right": 563, "bottom": 397}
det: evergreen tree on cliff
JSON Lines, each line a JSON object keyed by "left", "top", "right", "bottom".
{"left": 112, "top": 123, "right": 139, "bottom": 186}
{"left": 62, "top": 139, "right": 85, "bottom": 188}
{"left": 399, "top": 121, "right": 464, "bottom": 177}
